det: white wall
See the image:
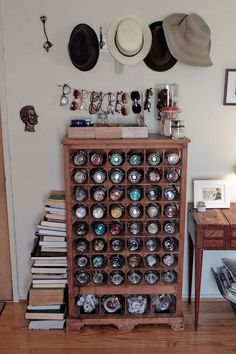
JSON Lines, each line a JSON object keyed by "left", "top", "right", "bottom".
{"left": 1, "top": 0, "right": 236, "bottom": 299}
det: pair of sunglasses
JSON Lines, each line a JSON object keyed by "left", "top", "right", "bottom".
{"left": 70, "top": 89, "right": 90, "bottom": 111}
{"left": 130, "top": 91, "right": 141, "bottom": 114}
{"left": 115, "top": 92, "right": 129, "bottom": 116}
{"left": 144, "top": 88, "right": 153, "bottom": 112}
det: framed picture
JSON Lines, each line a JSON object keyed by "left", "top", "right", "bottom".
{"left": 194, "top": 179, "right": 230, "bottom": 209}
{"left": 223, "top": 69, "right": 236, "bottom": 105}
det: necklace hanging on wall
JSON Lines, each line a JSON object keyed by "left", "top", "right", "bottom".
{"left": 40, "top": 16, "right": 53, "bottom": 52}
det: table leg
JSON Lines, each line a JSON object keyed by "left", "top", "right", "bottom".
{"left": 188, "top": 233, "right": 194, "bottom": 305}
{"left": 195, "top": 247, "right": 203, "bottom": 330}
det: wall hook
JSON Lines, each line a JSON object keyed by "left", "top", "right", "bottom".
{"left": 99, "top": 26, "right": 105, "bottom": 49}
{"left": 40, "top": 16, "right": 53, "bottom": 52}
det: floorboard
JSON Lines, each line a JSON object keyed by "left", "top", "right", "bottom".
{"left": 0, "top": 301, "right": 235, "bottom": 354}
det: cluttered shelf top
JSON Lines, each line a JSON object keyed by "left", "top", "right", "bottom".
{"left": 61, "top": 134, "right": 191, "bottom": 147}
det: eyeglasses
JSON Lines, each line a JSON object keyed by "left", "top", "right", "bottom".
{"left": 89, "top": 91, "right": 102, "bottom": 115}
{"left": 144, "top": 88, "right": 153, "bottom": 112}
{"left": 70, "top": 89, "right": 90, "bottom": 111}
{"left": 115, "top": 91, "right": 123, "bottom": 113}
{"left": 59, "top": 84, "right": 71, "bottom": 106}
{"left": 130, "top": 91, "right": 141, "bottom": 114}
{"left": 101, "top": 92, "right": 115, "bottom": 114}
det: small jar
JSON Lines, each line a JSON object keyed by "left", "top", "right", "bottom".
{"left": 161, "top": 107, "right": 181, "bottom": 137}
{"left": 172, "top": 120, "right": 185, "bottom": 139}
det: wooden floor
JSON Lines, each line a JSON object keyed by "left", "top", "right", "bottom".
{"left": 0, "top": 301, "right": 235, "bottom": 354}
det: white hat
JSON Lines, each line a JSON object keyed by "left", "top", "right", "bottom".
{"left": 163, "top": 13, "right": 212, "bottom": 67}
{"left": 107, "top": 15, "right": 152, "bottom": 65}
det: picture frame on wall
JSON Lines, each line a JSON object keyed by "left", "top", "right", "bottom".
{"left": 223, "top": 69, "right": 236, "bottom": 105}
{"left": 193, "top": 179, "right": 230, "bottom": 209}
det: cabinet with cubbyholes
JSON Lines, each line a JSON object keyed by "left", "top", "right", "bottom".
{"left": 62, "top": 135, "right": 190, "bottom": 330}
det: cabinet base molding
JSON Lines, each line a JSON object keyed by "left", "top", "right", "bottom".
{"left": 67, "top": 314, "right": 184, "bottom": 331}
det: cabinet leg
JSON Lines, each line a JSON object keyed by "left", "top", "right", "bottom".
{"left": 188, "top": 233, "right": 194, "bottom": 305}
{"left": 195, "top": 248, "right": 203, "bottom": 331}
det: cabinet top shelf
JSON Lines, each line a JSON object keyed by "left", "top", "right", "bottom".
{"left": 61, "top": 134, "right": 191, "bottom": 147}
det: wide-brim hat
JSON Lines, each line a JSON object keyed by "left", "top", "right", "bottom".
{"left": 144, "top": 21, "right": 177, "bottom": 71}
{"left": 107, "top": 15, "right": 152, "bottom": 65}
{"left": 163, "top": 13, "right": 213, "bottom": 67}
{"left": 68, "top": 23, "right": 99, "bottom": 71}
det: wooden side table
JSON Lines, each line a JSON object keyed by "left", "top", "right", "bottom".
{"left": 187, "top": 203, "right": 236, "bottom": 330}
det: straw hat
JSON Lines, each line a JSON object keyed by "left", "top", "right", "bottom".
{"left": 107, "top": 15, "right": 152, "bottom": 65}
{"left": 163, "top": 13, "right": 213, "bottom": 67}
{"left": 144, "top": 21, "right": 177, "bottom": 71}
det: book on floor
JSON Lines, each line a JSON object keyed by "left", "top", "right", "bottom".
{"left": 40, "top": 235, "right": 66, "bottom": 242}
{"left": 28, "top": 287, "right": 66, "bottom": 305}
{"left": 39, "top": 217, "right": 66, "bottom": 229}
{"left": 32, "top": 283, "right": 66, "bottom": 289}
{"left": 45, "top": 206, "right": 66, "bottom": 215}
{"left": 46, "top": 190, "right": 65, "bottom": 207}
{"left": 40, "top": 246, "right": 67, "bottom": 253}
{"left": 25, "top": 304, "right": 67, "bottom": 320}
{"left": 31, "top": 237, "right": 67, "bottom": 260}
{"left": 32, "top": 259, "right": 67, "bottom": 267}
{"left": 31, "top": 265, "right": 67, "bottom": 274}
{"left": 28, "top": 319, "right": 65, "bottom": 330}
{"left": 32, "top": 279, "right": 68, "bottom": 285}
{"left": 32, "top": 273, "right": 67, "bottom": 280}
{"left": 27, "top": 304, "right": 61, "bottom": 311}
{"left": 38, "top": 239, "right": 67, "bottom": 248}
{"left": 45, "top": 213, "right": 66, "bottom": 221}
{"left": 36, "top": 229, "right": 67, "bottom": 237}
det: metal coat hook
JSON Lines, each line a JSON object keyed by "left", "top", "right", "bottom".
{"left": 40, "top": 16, "right": 53, "bottom": 52}
{"left": 99, "top": 26, "right": 105, "bottom": 49}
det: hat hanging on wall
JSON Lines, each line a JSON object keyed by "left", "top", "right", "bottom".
{"left": 162, "top": 13, "right": 213, "bottom": 67}
{"left": 68, "top": 23, "right": 99, "bottom": 71}
{"left": 106, "top": 15, "right": 152, "bottom": 65}
{"left": 143, "top": 21, "right": 177, "bottom": 71}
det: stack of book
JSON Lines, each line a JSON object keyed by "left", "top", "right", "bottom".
{"left": 25, "top": 191, "right": 68, "bottom": 330}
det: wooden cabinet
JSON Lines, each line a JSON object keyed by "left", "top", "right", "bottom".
{"left": 62, "top": 135, "right": 190, "bottom": 330}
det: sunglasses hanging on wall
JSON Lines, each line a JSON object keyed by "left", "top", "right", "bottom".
{"left": 130, "top": 91, "right": 141, "bottom": 114}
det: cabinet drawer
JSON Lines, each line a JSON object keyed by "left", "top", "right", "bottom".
{"left": 230, "top": 239, "right": 236, "bottom": 248}
{"left": 203, "top": 230, "right": 224, "bottom": 238}
{"left": 203, "top": 239, "right": 225, "bottom": 249}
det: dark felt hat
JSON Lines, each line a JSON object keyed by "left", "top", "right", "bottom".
{"left": 144, "top": 21, "right": 177, "bottom": 71}
{"left": 68, "top": 23, "right": 99, "bottom": 71}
